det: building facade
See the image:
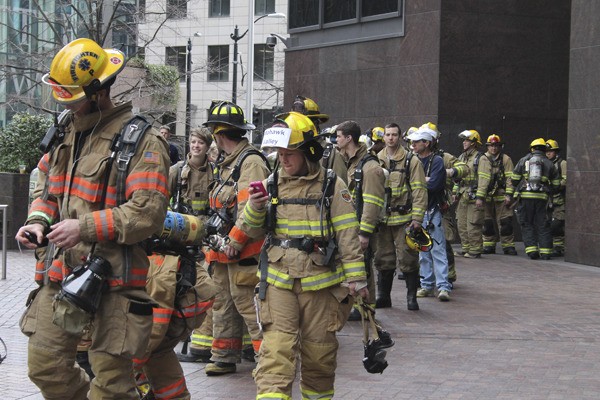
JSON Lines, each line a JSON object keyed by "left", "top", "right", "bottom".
{"left": 138, "top": 0, "right": 288, "bottom": 138}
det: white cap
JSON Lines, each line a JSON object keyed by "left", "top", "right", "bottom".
{"left": 407, "top": 127, "right": 435, "bottom": 142}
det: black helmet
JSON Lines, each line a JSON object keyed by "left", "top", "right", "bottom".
{"left": 203, "top": 100, "right": 255, "bottom": 131}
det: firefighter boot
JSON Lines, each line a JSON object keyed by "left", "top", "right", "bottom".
{"left": 405, "top": 272, "right": 420, "bottom": 311}
{"left": 375, "top": 270, "right": 395, "bottom": 309}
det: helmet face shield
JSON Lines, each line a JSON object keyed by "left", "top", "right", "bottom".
{"left": 458, "top": 130, "right": 481, "bottom": 145}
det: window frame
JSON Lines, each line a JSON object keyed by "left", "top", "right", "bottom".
{"left": 254, "top": 44, "right": 275, "bottom": 81}
{"left": 209, "top": 0, "right": 230, "bottom": 17}
{"left": 207, "top": 45, "right": 230, "bottom": 82}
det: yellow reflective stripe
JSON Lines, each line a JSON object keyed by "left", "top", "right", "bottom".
{"left": 525, "top": 246, "right": 539, "bottom": 253}
{"left": 191, "top": 334, "right": 213, "bottom": 347}
{"left": 265, "top": 268, "right": 294, "bottom": 290}
{"left": 244, "top": 203, "right": 266, "bottom": 227}
{"left": 275, "top": 219, "right": 335, "bottom": 236}
{"left": 386, "top": 214, "right": 412, "bottom": 225}
{"left": 390, "top": 186, "right": 409, "bottom": 196}
{"left": 363, "top": 193, "right": 384, "bottom": 207}
{"left": 478, "top": 172, "right": 491, "bottom": 179}
{"left": 520, "top": 192, "right": 548, "bottom": 200}
{"left": 301, "top": 388, "right": 334, "bottom": 400}
{"left": 191, "top": 199, "right": 209, "bottom": 209}
{"left": 330, "top": 212, "right": 359, "bottom": 232}
{"left": 257, "top": 393, "right": 292, "bottom": 400}
{"left": 343, "top": 261, "right": 366, "bottom": 279}
{"left": 360, "top": 221, "right": 376, "bottom": 234}
{"left": 412, "top": 206, "right": 425, "bottom": 217}
{"left": 242, "top": 333, "right": 252, "bottom": 345}
{"left": 411, "top": 181, "right": 427, "bottom": 190}
{"left": 301, "top": 267, "right": 345, "bottom": 291}
{"left": 28, "top": 211, "right": 53, "bottom": 224}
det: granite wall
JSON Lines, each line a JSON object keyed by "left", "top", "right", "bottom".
{"left": 564, "top": 0, "right": 600, "bottom": 266}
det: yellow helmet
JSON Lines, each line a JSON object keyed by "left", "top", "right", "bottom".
{"left": 291, "top": 95, "right": 329, "bottom": 124}
{"left": 420, "top": 122, "right": 440, "bottom": 140}
{"left": 486, "top": 134, "right": 503, "bottom": 145}
{"left": 458, "top": 129, "right": 482, "bottom": 145}
{"left": 530, "top": 138, "right": 546, "bottom": 149}
{"left": 262, "top": 111, "right": 323, "bottom": 161}
{"left": 42, "top": 38, "right": 126, "bottom": 104}
{"left": 371, "top": 127, "right": 384, "bottom": 142}
{"left": 545, "top": 139, "right": 560, "bottom": 151}
{"left": 404, "top": 126, "right": 418, "bottom": 141}
{"left": 405, "top": 226, "right": 433, "bottom": 252}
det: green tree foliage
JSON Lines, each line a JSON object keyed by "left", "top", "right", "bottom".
{"left": 0, "top": 113, "right": 52, "bottom": 173}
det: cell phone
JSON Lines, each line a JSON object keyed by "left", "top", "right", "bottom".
{"left": 249, "top": 181, "right": 268, "bottom": 197}
{"left": 24, "top": 231, "right": 49, "bottom": 247}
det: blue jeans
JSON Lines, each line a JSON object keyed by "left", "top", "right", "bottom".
{"left": 419, "top": 208, "right": 451, "bottom": 292}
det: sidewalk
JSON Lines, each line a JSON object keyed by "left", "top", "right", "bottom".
{"left": 2, "top": 244, "right": 600, "bottom": 399}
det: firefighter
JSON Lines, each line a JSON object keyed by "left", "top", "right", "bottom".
{"left": 292, "top": 96, "right": 348, "bottom": 183}
{"left": 336, "top": 120, "right": 386, "bottom": 320}
{"left": 476, "top": 134, "right": 517, "bottom": 255}
{"left": 426, "top": 123, "right": 468, "bottom": 284}
{"left": 239, "top": 111, "right": 368, "bottom": 399}
{"left": 546, "top": 139, "right": 567, "bottom": 257}
{"left": 202, "top": 101, "right": 270, "bottom": 376}
{"left": 165, "top": 127, "right": 217, "bottom": 365}
{"left": 507, "top": 138, "right": 560, "bottom": 259}
{"left": 16, "top": 38, "right": 170, "bottom": 399}
{"left": 373, "top": 122, "right": 428, "bottom": 310}
{"left": 454, "top": 130, "right": 485, "bottom": 258}
{"left": 370, "top": 126, "right": 386, "bottom": 154}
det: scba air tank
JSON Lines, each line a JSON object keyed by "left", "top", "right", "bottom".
{"left": 160, "top": 211, "right": 204, "bottom": 246}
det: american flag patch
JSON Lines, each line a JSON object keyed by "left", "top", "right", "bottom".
{"left": 143, "top": 151, "right": 160, "bottom": 164}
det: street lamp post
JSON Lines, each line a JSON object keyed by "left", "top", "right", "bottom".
{"left": 230, "top": 25, "right": 246, "bottom": 104}
{"left": 185, "top": 32, "right": 202, "bottom": 159}
{"left": 230, "top": 12, "right": 286, "bottom": 107}
{"left": 241, "top": 10, "right": 286, "bottom": 120}
{"left": 185, "top": 37, "right": 192, "bottom": 159}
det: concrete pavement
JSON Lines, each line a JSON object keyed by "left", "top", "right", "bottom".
{"left": 2, "top": 244, "right": 600, "bottom": 399}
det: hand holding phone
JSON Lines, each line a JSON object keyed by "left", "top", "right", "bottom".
{"left": 249, "top": 181, "right": 268, "bottom": 197}
{"left": 24, "top": 231, "right": 49, "bottom": 247}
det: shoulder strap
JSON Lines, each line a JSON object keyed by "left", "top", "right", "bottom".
{"left": 115, "top": 115, "right": 152, "bottom": 206}
{"left": 230, "top": 148, "right": 272, "bottom": 182}
{"left": 354, "top": 154, "right": 379, "bottom": 221}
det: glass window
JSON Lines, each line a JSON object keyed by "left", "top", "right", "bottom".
{"left": 166, "top": 46, "right": 187, "bottom": 76}
{"left": 289, "top": 0, "right": 319, "bottom": 29}
{"left": 254, "top": 44, "right": 274, "bottom": 81}
{"left": 113, "top": 0, "right": 137, "bottom": 57}
{"left": 167, "top": 0, "right": 187, "bottom": 19}
{"left": 209, "top": 0, "right": 230, "bottom": 17}
{"left": 324, "top": 0, "right": 356, "bottom": 24}
{"left": 207, "top": 45, "right": 229, "bottom": 82}
{"left": 362, "top": 0, "right": 399, "bottom": 17}
{"left": 255, "top": 0, "right": 275, "bottom": 15}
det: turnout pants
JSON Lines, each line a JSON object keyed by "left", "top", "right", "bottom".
{"left": 254, "top": 281, "right": 352, "bottom": 399}
{"left": 20, "top": 282, "right": 153, "bottom": 400}
{"left": 517, "top": 198, "right": 553, "bottom": 256}
{"left": 483, "top": 200, "right": 515, "bottom": 250}
{"left": 211, "top": 261, "right": 262, "bottom": 363}
{"left": 373, "top": 224, "right": 419, "bottom": 274}
{"left": 457, "top": 197, "right": 484, "bottom": 255}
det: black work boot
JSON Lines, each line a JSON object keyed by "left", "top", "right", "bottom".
{"left": 375, "top": 270, "right": 395, "bottom": 309}
{"left": 405, "top": 272, "right": 420, "bottom": 311}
